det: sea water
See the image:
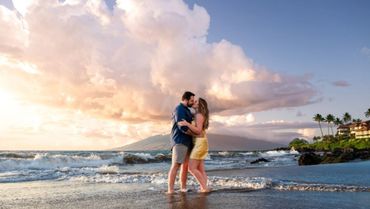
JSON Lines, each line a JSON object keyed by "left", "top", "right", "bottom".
{"left": 0, "top": 150, "right": 369, "bottom": 193}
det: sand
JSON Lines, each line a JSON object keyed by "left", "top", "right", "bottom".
{"left": 1, "top": 169, "right": 369, "bottom": 209}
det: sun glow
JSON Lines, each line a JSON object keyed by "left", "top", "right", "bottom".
{"left": 0, "top": 89, "right": 17, "bottom": 111}
{"left": 0, "top": 89, "right": 22, "bottom": 133}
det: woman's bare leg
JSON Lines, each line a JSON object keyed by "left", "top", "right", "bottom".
{"left": 199, "top": 160, "right": 208, "bottom": 187}
{"left": 188, "top": 159, "right": 207, "bottom": 191}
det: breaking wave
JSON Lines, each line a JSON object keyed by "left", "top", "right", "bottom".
{"left": 68, "top": 173, "right": 370, "bottom": 193}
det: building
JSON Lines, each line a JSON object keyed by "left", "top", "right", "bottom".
{"left": 338, "top": 120, "right": 370, "bottom": 139}
{"left": 351, "top": 121, "right": 370, "bottom": 139}
{"left": 337, "top": 124, "right": 350, "bottom": 137}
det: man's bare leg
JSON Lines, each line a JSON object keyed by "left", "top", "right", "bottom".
{"left": 180, "top": 153, "right": 190, "bottom": 191}
{"left": 167, "top": 162, "right": 180, "bottom": 194}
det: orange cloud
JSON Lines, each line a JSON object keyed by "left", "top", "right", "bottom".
{"left": 0, "top": 0, "right": 318, "bottom": 149}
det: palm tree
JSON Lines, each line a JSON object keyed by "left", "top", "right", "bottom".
{"left": 334, "top": 117, "right": 343, "bottom": 136}
{"left": 313, "top": 114, "right": 325, "bottom": 139}
{"left": 312, "top": 136, "right": 320, "bottom": 142}
{"left": 334, "top": 117, "right": 343, "bottom": 126}
{"left": 352, "top": 118, "right": 362, "bottom": 123}
{"left": 326, "top": 114, "right": 335, "bottom": 135}
{"left": 365, "top": 108, "right": 370, "bottom": 118}
{"left": 343, "top": 112, "right": 352, "bottom": 124}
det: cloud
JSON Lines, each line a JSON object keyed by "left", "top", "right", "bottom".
{"left": 211, "top": 113, "right": 255, "bottom": 126}
{"left": 209, "top": 119, "right": 318, "bottom": 144}
{"left": 244, "top": 120, "right": 317, "bottom": 130}
{"left": 0, "top": 0, "right": 322, "bottom": 149}
{"left": 0, "top": 91, "right": 169, "bottom": 150}
{"left": 297, "top": 128, "right": 316, "bottom": 139}
{"left": 296, "top": 110, "right": 305, "bottom": 117}
{"left": 0, "top": 0, "right": 318, "bottom": 123}
{"left": 332, "top": 80, "right": 350, "bottom": 87}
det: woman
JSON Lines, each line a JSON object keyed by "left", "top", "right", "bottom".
{"left": 178, "top": 97, "right": 210, "bottom": 193}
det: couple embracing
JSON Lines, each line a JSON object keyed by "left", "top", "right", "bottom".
{"left": 167, "top": 91, "right": 210, "bottom": 194}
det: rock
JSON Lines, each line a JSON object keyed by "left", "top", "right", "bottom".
{"left": 321, "top": 148, "right": 357, "bottom": 164}
{"left": 338, "top": 151, "right": 355, "bottom": 162}
{"left": 274, "top": 147, "right": 290, "bottom": 151}
{"left": 296, "top": 147, "right": 316, "bottom": 153}
{"left": 298, "top": 152, "right": 322, "bottom": 166}
{"left": 320, "top": 152, "right": 337, "bottom": 164}
{"left": 299, "top": 149, "right": 370, "bottom": 166}
{"left": 356, "top": 150, "right": 370, "bottom": 160}
{"left": 154, "top": 154, "right": 171, "bottom": 162}
{"left": 123, "top": 154, "right": 150, "bottom": 164}
{"left": 250, "top": 158, "right": 270, "bottom": 164}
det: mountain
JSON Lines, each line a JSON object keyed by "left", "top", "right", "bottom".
{"left": 111, "top": 134, "right": 285, "bottom": 151}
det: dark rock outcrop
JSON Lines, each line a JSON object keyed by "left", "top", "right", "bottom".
{"left": 356, "top": 150, "right": 370, "bottom": 160}
{"left": 123, "top": 154, "right": 151, "bottom": 164}
{"left": 295, "top": 147, "right": 316, "bottom": 153}
{"left": 250, "top": 158, "right": 270, "bottom": 164}
{"left": 123, "top": 153, "right": 172, "bottom": 164}
{"left": 298, "top": 148, "right": 370, "bottom": 166}
{"left": 274, "top": 147, "right": 290, "bottom": 151}
{"left": 154, "top": 153, "right": 172, "bottom": 162}
{"left": 298, "top": 152, "right": 322, "bottom": 165}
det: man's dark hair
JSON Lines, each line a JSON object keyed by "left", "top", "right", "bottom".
{"left": 182, "top": 91, "right": 195, "bottom": 101}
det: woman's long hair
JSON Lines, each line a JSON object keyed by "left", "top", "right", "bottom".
{"left": 198, "top": 98, "right": 209, "bottom": 130}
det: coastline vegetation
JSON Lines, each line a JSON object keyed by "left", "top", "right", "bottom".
{"left": 289, "top": 109, "right": 370, "bottom": 151}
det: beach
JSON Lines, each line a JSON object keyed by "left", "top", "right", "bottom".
{"left": 1, "top": 183, "right": 369, "bottom": 209}
{"left": 1, "top": 169, "right": 369, "bottom": 209}
{"left": 0, "top": 151, "right": 369, "bottom": 209}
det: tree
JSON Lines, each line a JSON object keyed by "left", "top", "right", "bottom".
{"left": 343, "top": 112, "right": 352, "bottom": 124}
{"left": 334, "top": 117, "right": 343, "bottom": 138}
{"left": 289, "top": 138, "right": 309, "bottom": 149}
{"left": 334, "top": 117, "right": 343, "bottom": 126}
{"left": 313, "top": 114, "right": 325, "bottom": 139}
{"left": 352, "top": 118, "right": 362, "bottom": 123}
{"left": 312, "top": 136, "right": 320, "bottom": 143}
{"left": 365, "top": 108, "right": 370, "bottom": 118}
{"left": 334, "top": 117, "right": 342, "bottom": 134}
{"left": 326, "top": 114, "right": 335, "bottom": 136}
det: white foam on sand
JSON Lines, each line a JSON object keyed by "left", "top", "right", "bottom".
{"left": 68, "top": 173, "right": 272, "bottom": 190}
{"left": 67, "top": 173, "right": 370, "bottom": 193}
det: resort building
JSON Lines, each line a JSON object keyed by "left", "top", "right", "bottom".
{"left": 337, "top": 120, "right": 370, "bottom": 139}
{"left": 337, "top": 124, "right": 350, "bottom": 137}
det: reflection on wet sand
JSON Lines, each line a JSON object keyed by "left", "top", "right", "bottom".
{"left": 167, "top": 192, "right": 209, "bottom": 209}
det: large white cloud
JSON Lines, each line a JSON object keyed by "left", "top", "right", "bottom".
{"left": 0, "top": 0, "right": 317, "bottom": 124}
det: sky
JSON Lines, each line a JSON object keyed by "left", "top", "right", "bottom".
{"left": 0, "top": 0, "right": 369, "bottom": 150}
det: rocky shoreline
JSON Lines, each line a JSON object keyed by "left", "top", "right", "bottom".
{"left": 297, "top": 148, "right": 370, "bottom": 166}
{"left": 121, "top": 148, "right": 370, "bottom": 166}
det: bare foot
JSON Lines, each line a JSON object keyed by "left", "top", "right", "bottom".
{"left": 166, "top": 190, "right": 176, "bottom": 195}
{"left": 199, "top": 188, "right": 211, "bottom": 193}
{"left": 180, "top": 188, "right": 190, "bottom": 193}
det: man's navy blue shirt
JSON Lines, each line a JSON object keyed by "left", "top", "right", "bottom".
{"left": 171, "top": 103, "right": 193, "bottom": 149}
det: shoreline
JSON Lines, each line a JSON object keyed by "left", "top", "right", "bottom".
{"left": 1, "top": 179, "right": 369, "bottom": 209}
{"left": 1, "top": 161, "right": 370, "bottom": 209}
{"left": 1, "top": 151, "right": 369, "bottom": 208}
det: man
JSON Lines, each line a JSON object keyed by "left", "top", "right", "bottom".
{"left": 167, "top": 91, "right": 195, "bottom": 194}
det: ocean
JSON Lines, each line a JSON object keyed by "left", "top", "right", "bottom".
{"left": 0, "top": 150, "right": 369, "bottom": 208}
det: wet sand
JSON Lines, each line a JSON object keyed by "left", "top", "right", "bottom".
{"left": 0, "top": 176, "right": 369, "bottom": 209}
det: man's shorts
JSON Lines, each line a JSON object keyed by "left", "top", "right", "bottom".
{"left": 172, "top": 144, "right": 189, "bottom": 164}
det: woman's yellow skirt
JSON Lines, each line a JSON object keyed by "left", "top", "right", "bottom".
{"left": 190, "top": 135, "right": 209, "bottom": 160}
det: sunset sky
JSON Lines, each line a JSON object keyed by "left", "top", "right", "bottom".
{"left": 0, "top": 0, "right": 369, "bottom": 150}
